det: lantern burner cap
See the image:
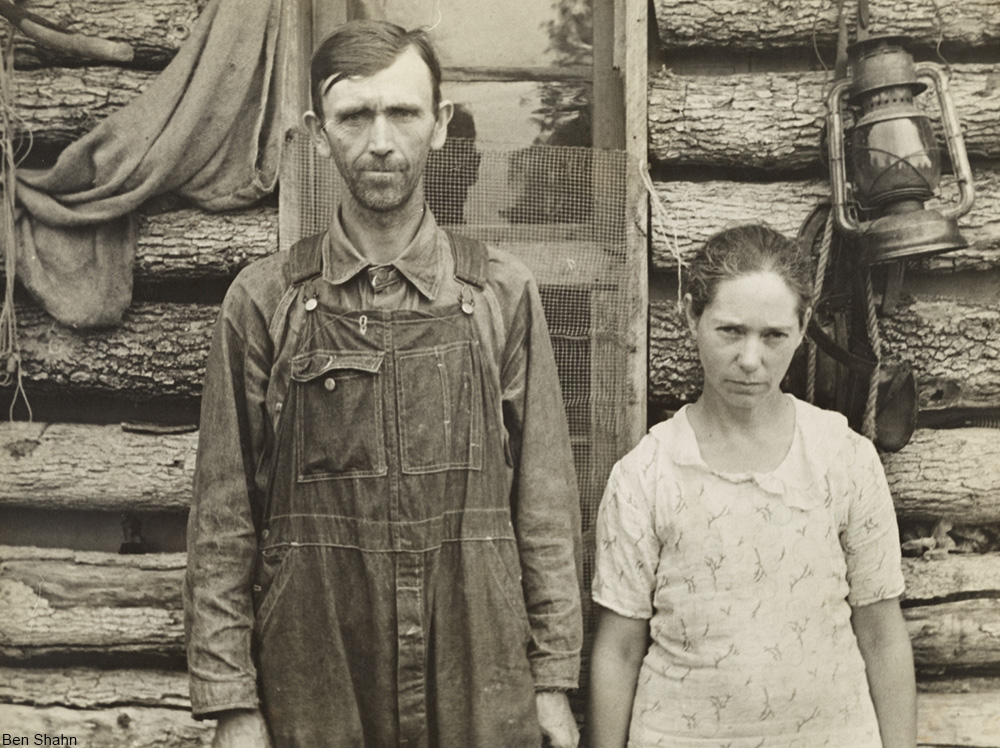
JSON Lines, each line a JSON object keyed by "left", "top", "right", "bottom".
{"left": 848, "top": 34, "right": 926, "bottom": 100}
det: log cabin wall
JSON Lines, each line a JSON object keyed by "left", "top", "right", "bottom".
{"left": 1, "top": 1, "right": 999, "bottom": 747}
{"left": 647, "top": 2, "right": 1000, "bottom": 746}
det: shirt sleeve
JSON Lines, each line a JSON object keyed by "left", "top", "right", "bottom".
{"left": 591, "top": 450, "right": 660, "bottom": 620}
{"left": 837, "top": 434, "right": 905, "bottom": 607}
{"left": 184, "top": 277, "right": 274, "bottom": 717}
{"left": 500, "top": 273, "right": 583, "bottom": 690}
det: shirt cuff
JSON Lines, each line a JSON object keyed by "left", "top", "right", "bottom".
{"left": 530, "top": 651, "right": 580, "bottom": 691}
{"left": 189, "top": 676, "right": 260, "bottom": 719}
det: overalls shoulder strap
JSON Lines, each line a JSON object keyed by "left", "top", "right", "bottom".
{"left": 287, "top": 232, "right": 326, "bottom": 285}
{"left": 445, "top": 229, "right": 489, "bottom": 288}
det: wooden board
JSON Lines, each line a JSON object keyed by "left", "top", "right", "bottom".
{"left": 0, "top": 666, "right": 190, "bottom": 708}
{"left": 907, "top": 598, "right": 1000, "bottom": 669}
{"left": 903, "top": 553, "right": 1000, "bottom": 602}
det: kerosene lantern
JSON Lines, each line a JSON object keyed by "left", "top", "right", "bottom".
{"left": 825, "top": 34, "right": 975, "bottom": 264}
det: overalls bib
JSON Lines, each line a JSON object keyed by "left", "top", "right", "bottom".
{"left": 251, "top": 233, "right": 541, "bottom": 747}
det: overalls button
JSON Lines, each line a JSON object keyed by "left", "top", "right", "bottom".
{"left": 324, "top": 377, "right": 336, "bottom": 391}
{"left": 305, "top": 297, "right": 318, "bottom": 311}
{"left": 261, "top": 529, "right": 270, "bottom": 540}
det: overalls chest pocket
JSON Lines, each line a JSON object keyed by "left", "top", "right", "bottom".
{"left": 291, "top": 350, "right": 387, "bottom": 481}
{"left": 395, "top": 340, "right": 484, "bottom": 473}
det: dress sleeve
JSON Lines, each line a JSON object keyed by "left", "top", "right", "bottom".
{"left": 591, "top": 449, "right": 661, "bottom": 620}
{"left": 837, "top": 434, "right": 905, "bottom": 607}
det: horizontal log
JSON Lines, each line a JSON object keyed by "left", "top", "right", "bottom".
{"left": 651, "top": 168, "right": 1000, "bottom": 273}
{"left": 907, "top": 598, "right": 1000, "bottom": 669}
{"left": 3, "top": 423, "right": 995, "bottom": 522}
{"left": 0, "top": 666, "right": 190, "bottom": 708}
{"left": 3, "top": 544, "right": 997, "bottom": 671}
{"left": 134, "top": 205, "right": 277, "bottom": 281}
{"left": 653, "top": 0, "right": 1000, "bottom": 50}
{"left": 9, "top": 302, "right": 215, "bottom": 398}
{"left": 886, "top": 430, "right": 1000, "bottom": 524}
{"left": 903, "top": 553, "right": 1000, "bottom": 602}
{"left": 0, "top": 704, "right": 211, "bottom": 747}
{"left": 916, "top": 688, "right": 1000, "bottom": 747}
{"left": 650, "top": 296, "right": 1000, "bottom": 411}
{"left": 0, "top": 422, "right": 195, "bottom": 511}
{"left": 12, "top": 66, "right": 155, "bottom": 149}
{"left": 649, "top": 64, "right": 1000, "bottom": 170}
{"left": 4, "top": 0, "right": 203, "bottom": 67}
{"left": 0, "top": 546, "right": 184, "bottom": 660}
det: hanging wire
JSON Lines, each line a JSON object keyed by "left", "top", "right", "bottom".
{"left": 0, "top": 19, "right": 32, "bottom": 420}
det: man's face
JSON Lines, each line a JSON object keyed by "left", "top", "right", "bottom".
{"left": 306, "top": 46, "right": 452, "bottom": 214}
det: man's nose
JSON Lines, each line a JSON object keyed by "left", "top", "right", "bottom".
{"left": 368, "top": 114, "right": 393, "bottom": 155}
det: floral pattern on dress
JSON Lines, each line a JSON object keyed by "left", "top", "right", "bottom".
{"left": 592, "top": 395, "right": 904, "bottom": 748}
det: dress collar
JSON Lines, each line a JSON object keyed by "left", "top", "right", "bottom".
{"left": 323, "top": 205, "right": 446, "bottom": 301}
{"left": 660, "top": 396, "right": 834, "bottom": 508}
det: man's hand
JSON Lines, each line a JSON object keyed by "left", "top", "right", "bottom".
{"left": 212, "top": 709, "right": 272, "bottom": 748}
{"left": 536, "top": 690, "right": 579, "bottom": 748}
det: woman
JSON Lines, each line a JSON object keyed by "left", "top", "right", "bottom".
{"left": 588, "top": 225, "right": 916, "bottom": 748}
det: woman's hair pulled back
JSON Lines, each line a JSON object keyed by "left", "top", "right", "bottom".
{"left": 684, "top": 224, "right": 813, "bottom": 324}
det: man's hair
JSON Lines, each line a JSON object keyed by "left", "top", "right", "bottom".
{"left": 310, "top": 20, "right": 443, "bottom": 119}
{"left": 684, "top": 224, "right": 814, "bottom": 325}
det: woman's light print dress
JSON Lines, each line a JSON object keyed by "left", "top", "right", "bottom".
{"left": 592, "top": 396, "right": 904, "bottom": 748}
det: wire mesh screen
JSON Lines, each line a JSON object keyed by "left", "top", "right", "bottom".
{"left": 283, "top": 130, "right": 638, "bottom": 693}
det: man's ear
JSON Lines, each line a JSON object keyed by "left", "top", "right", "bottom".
{"left": 303, "top": 110, "right": 331, "bottom": 159}
{"left": 682, "top": 293, "right": 699, "bottom": 335}
{"left": 430, "top": 100, "right": 454, "bottom": 151}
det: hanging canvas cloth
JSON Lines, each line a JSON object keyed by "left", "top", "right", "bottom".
{"left": 12, "top": 0, "right": 283, "bottom": 327}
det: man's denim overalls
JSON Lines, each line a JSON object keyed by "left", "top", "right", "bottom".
{"left": 251, "top": 232, "right": 542, "bottom": 747}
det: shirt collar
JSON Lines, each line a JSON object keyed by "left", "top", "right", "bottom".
{"left": 324, "top": 205, "right": 447, "bottom": 301}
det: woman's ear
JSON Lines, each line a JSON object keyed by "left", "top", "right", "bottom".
{"left": 303, "top": 110, "right": 332, "bottom": 159}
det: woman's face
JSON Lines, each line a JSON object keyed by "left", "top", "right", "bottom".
{"left": 686, "top": 271, "right": 808, "bottom": 412}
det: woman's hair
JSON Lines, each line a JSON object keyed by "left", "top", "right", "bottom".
{"left": 310, "top": 20, "right": 443, "bottom": 119}
{"left": 684, "top": 224, "right": 813, "bottom": 324}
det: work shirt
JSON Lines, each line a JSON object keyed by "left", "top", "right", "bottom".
{"left": 184, "top": 207, "right": 582, "bottom": 747}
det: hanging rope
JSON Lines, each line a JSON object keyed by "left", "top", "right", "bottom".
{"left": 0, "top": 19, "right": 32, "bottom": 420}
{"left": 861, "top": 268, "right": 880, "bottom": 440}
{"left": 639, "top": 160, "right": 686, "bottom": 309}
{"left": 805, "top": 208, "right": 835, "bottom": 403}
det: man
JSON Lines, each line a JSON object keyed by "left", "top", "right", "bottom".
{"left": 184, "top": 20, "right": 582, "bottom": 748}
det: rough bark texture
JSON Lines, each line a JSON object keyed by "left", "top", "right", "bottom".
{"left": 0, "top": 422, "right": 195, "bottom": 511}
{"left": 9, "top": 302, "right": 216, "bottom": 399}
{"left": 907, "top": 598, "right": 1000, "bottom": 669}
{"left": 0, "top": 547, "right": 185, "bottom": 660}
{"left": 650, "top": 170, "right": 1000, "bottom": 273}
{"left": 903, "top": 553, "right": 1000, "bottom": 602}
{"left": 4, "top": 0, "right": 206, "bottom": 67}
{"left": 134, "top": 205, "right": 277, "bottom": 281}
{"left": 648, "top": 64, "right": 1000, "bottom": 170}
{"left": 650, "top": 296, "right": 1000, "bottom": 411}
{"left": 0, "top": 666, "right": 190, "bottom": 708}
{"left": 0, "top": 704, "right": 211, "bottom": 747}
{"left": 4, "top": 422, "right": 995, "bottom": 518}
{"left": 886, "top": 430, "right": 1000, "bottom": 524}
{"left": 653, "top": 0, "right": 1000, "bottom": 50}
{"left": 12, "top": 67, "right": 155, "bottom": 149}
